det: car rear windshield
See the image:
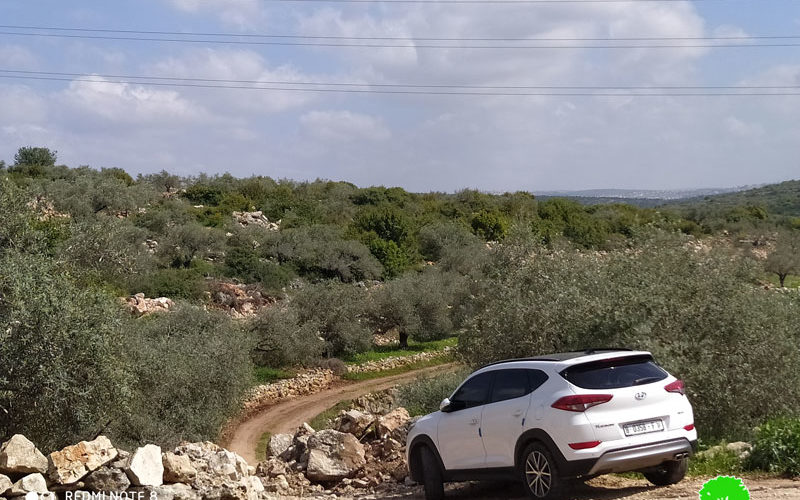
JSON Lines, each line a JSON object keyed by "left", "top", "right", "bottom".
{"left": 560, "top": 355, "right": 668, "bottom": 390}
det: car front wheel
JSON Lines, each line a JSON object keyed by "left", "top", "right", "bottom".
{"left": 521, "top": 442, "right": 563, "bottom": 499}
{"left": 418, "top": 446, "right": 445, "bottom": 500}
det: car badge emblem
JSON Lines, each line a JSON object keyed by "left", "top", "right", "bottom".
{"left": 635, "top": 392, "right": 647, "bottom": 401}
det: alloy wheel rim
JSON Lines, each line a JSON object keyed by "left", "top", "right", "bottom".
{"left": 525, "top": 450, "right": 552, "bottom": 497}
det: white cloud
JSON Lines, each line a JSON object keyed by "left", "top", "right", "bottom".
{"left": 0, "top": 85, "right": 48, "bottom": 124}
{"left": 725, "top": 116, "right": 765, "bottom": 139}
{"left": 150, "top": 49, "right": 322, "bottom": 113}
{"left": 61, "top": 77, "right": 210, "bottom": 125}
{"left": 300, "top": 110, "right": 391, "bottom": 142}
{"left": 166, "top": 0, "right": 267, "bottom": 29}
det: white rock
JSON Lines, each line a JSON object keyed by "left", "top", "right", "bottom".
{"left": 305, "top": 430, "right": 366, "bottom": 482}
{"left": 127, "top": 445, "right": 164, "bottom": 487}
{"left": 0, "top": 435, "right": 48, "bottom": 475}
{"left": 266, "top": 434, "right": 292, "bottom": 459}
{"left": 7, "top": 473, "right": 48, "bottom": 496}
{"left": 0, "top": 473, "right": 12, "bottom": 495}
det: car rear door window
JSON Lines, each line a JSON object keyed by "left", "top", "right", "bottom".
{"left": 490, "top": 369, "right": 529, "bottom": 403}
{"left": 560, "top": 355, "right": 668, "bottom": 389}
{"left": 452, "top": 372, "right": 493, "bottom": 408}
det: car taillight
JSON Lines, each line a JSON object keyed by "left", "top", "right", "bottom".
{"left": 568, "top": 441, "right": 601, "bottom": 450}
{"left": 684, "top": 424, "right": 695, "bottom": 431}
{"left": 665, "top": 380, "right": 685, "bottom": 395}
{"left": 552, "top": 394, "right": 613, "bottom": 412}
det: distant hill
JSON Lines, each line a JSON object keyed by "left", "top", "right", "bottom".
{"left": 662, "top": 180, "right": 800, "bottom": 218}
{"left": 533, "top": 186, "right": 758, "bottom": 208}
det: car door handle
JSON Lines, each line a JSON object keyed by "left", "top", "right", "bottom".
{"left": 512, "top": 410, "right": 523, "bottom": 417}
{"left": 470, "top": 417, "right": 479, "bottom": 425}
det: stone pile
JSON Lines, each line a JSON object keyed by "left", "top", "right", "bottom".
{"left": 232, "top": 212, "right": 280, "bottom": 231}
{"left": 244, "top": 370, "right": 336, "bottom": 412}
{"left": 0, "top": 435, "right": 268, "bottom": 500}
{"left": 207, "top": 282, "right": 278, "bottom": 319}
{"left": 27, "top": 196, "right": 70, "bottom": 221}
{"left": 123, "top": 293, "right": 175, "bottom": 317}
{"left": 346, "top": 348, "right": 453, "bottom": 374}
{"left": 259, "top": 407, "right": 415, "bottom": 498}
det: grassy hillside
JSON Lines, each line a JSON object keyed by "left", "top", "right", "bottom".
{"left": 663, "top": 180, "right": 800, "bottom": 225}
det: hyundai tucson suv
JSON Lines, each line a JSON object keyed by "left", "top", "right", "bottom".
{"left": 406, "top": 349, "right": 697, "bottom": 499}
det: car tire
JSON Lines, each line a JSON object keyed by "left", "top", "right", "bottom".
{"left": 419, "top": 446, "right": 445, "bottom": 500}
{"left": 520, "top": 442, "right": 563, "bottom": 499}
{"left": 643, "top": 458, "right": 688, "bottom": 486}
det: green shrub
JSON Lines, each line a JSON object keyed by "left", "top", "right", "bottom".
{"left": 117, "top": 305, "right": 254, "bottom": 448}
{"left": 250, "top": 308, "right": 325, "bottom": 367}
{"left": 746, "top": 418, "right": 800, "bottom": 477}
{"left": 292, "top": 282, "right": 372, "bottom": 358}
{"left": 397, "top": 369, "right": 471, "bottom": 416}
{"left": 688, "top": 443, "right": 744, "bottom": 477}
{"left": 471, "top": 209, "right": 509, "bottom": 241}
{"left": 132, "top": 268, "right": 206, "bottom": 299}
{"left": 0, "top": 252, "right": 131, "bottom": 450}
{"left": 266, "top": 225, "right": 382, "bottom": 282}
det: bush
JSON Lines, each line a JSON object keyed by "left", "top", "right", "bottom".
{"left": 251, "top": 308, "right": 325, "bottom": 367}
{"left": 265, "top": 226, "right": 383, "bottom": 282}
{"left": 396, "top": 369, "right": 471, "bottom": 416}
{"left": 471, "top": 209, "right": 509, "bottom": 241}
{"left": 224, "top": 246, "right": 294, "bottom": 291}
{"left": 747, "top": 418, "right": 800, "bottom": 477}
{"left": 116, "top": 305, "right": 254, "bottom": 448}
{"left": 0, "top": 252, "right": 131, "bottom": 450}
{"left": 459, "top": 235, "right": 800, "bottom": 440}
{"left": 131, "top": 268, "right": 206, "bottom": 299}
{"left": 292, "top": 282, "right": 372, "bottom": 358}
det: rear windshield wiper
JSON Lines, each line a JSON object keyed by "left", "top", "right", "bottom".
{"left": 632, "top": 376, "right": 663, "bottom": 386}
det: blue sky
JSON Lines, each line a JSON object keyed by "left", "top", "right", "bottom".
{"left": 1, "top": 0, "right": 799, "bottom": 191}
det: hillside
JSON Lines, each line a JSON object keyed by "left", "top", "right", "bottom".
{"left": 663, "top": 179, "right": 800, "bottom": 219}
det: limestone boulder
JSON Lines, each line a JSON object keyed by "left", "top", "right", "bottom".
{"left": 0, "top": 473, "right": 11, "bottom": 496}
{"left": 162, "top": 452, "right": 196, "bottom": 484}
{"left": 0, "top": 435, "right": 48, "bottom": 475}
{"left": 265, "top": 434, "right": 292, "bottom": 460}
{"left": 7, "top": 473, "right": 48, "bottom": 496}
{"left": 305, "top": 430, "right": 366, "bottom": 482}
{"left": 126, "top": 445, "right": 164, "bottom": 487}
{"left": 48, "top": 436, "right": 118, "bottom": 485}
{"left": 336, "top": 410, "right": 374, "bottom": 437}
{"left": 377, "top": 407, "right": 411, "bottom": 441}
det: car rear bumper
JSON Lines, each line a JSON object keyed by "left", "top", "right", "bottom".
{"left": 586, "top": 438, "right": 695, "bottom": 475}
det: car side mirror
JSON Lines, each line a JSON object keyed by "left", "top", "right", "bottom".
{"left": 440, "top": 398, "right": 466, "bottom": 413}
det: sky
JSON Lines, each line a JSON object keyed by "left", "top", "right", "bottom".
{"left": 0, "top": 0, "right": 799, "bottom": 192}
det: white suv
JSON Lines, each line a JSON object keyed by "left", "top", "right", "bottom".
{"left": 406, "top": 349, "right": 697, "bottom": 499}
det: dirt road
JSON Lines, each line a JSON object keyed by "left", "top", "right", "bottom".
{"left": 226, "top": 364, "right": 457, "bottom": 464}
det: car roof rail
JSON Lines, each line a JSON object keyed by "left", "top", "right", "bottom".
{"left": 581, "top": 347, "right": 634, "bottom": 355}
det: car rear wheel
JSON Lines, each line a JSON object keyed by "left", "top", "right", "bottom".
{"left": 643, "top": 458, "right": 688, "bottom": 486}
{"left": 521, "top": 442, "right": 563, "bottom": 499}
{"left": 419, "top": 446, "right": 445, "bottom": 500}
